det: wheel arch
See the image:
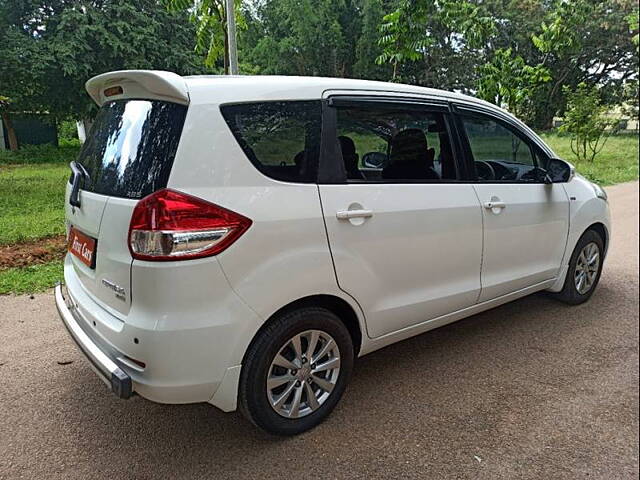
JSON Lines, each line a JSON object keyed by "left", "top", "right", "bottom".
{"left": 242, "top": 294, "right": 364, "bottom": 365}
{"left": 586, "top": 222, "right": 608, "bottom": 255}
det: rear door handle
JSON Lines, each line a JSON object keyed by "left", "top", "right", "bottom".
{"left": 483, "top": 201, "right": 506, "bottom": 209}
{"left": 336, "top": 209, "right": 373, "bottom": 220}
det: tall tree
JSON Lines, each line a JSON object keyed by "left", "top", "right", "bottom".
{"left": 0, "top": 0, "right": 53, "bottom": 149}
{"left": 0, "top": 0, "right": 207, "bottom": 128}
{"left": 166, "top": 0, "right": 245, "bottom": 72}
{"left": 477, "top": 48, "right": 551, "bottom": 124}
{"left": 354, "top": 0, "right": 395, "bottom": 80}
{"left": 480, "top": 0, "right": 639, "bottom": 128}
{"left": 374, "top": 0, "right": 496, "bottom": 89}
{"left": 242, "top": 0, "right": 360, "bottom": 77}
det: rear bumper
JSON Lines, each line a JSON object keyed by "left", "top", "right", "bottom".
{"left": 55, "top": 283, "right": 133, "bottom": 399}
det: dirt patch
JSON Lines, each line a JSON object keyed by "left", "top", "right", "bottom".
{"left": 0, "top": 235, "right": 66, "bottom": 269}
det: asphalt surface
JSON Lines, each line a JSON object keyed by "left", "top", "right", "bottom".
{"left": 1, "top": 182, "right": 638, "bottom": 480}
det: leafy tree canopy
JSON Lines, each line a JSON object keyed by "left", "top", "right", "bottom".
{"left": 0, "top": 0, "right": 208, "bottom": 119}
{"left": 1, "top": 0, "right": 638, "bottom": 133}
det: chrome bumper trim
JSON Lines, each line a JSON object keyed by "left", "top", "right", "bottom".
{"left": 55, "top": 284, "right": 132, "bottom": 399}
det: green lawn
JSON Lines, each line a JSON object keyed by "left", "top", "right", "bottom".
{"left": 0, "top": 164, "right": 68, "bottom": 245}
{"left": 0, "top": 262, "right": 63, "bottom": 295}
{"left": 540, "top": 133, "right": 639, "bottom": 186}
{"left": 0, "top": 132, "right": 637, "bottom": 294}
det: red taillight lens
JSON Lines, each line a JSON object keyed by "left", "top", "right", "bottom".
{"left": 128, "top": 189, "right": 252, "bottom": 261}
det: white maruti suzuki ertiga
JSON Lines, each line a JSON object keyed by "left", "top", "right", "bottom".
{"left": 56, "top": 70, "right": 611, "bottom": 435}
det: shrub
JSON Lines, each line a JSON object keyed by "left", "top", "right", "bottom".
{"left": 0, "top": 143, "right": 80, "bottom": 165}
{"left": 559, "top": 83, "right": 619, "bottom": 162}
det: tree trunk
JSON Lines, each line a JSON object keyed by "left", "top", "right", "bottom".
{"left": 223, "top": 25, "right": 229, "bottom": 75}
{"left": 1, "top": 111, "right": 18, "bottom": 151}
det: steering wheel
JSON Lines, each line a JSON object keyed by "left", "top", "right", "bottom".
{"left": 475, "top": 161, "right": 496, "bottom": 181}
{"left": 487, "top": 161, "right": 514, "bottom": 181}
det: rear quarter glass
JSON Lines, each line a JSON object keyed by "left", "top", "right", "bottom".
{"left": 73, "top": 99, "right": 187, "bottom": 199}
{"left": 220, "top": 100, "right": 321, "bottom": 183}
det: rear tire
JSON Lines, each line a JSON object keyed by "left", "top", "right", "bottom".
{"left": 553, "top": 229, "right": 604, "bottom": 305}
{"left": 239, "top": 307, "right": 354, "bottom": 436}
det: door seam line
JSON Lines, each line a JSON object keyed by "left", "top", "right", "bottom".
{"left": 471, "top": 185, "right": 485, "bottom": 304}
{"left": 315, "top": 185, "right": 372, "bottom": 339}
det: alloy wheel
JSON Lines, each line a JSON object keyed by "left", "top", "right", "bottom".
{"left": 574, "top": 242, "right": 600, "bottom": 295}
{"left": 266, "top": 330, "right": 341, "bottom": 419}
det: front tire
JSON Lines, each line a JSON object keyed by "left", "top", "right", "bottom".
{"left": 554, "top": 229, "right": 604, "bottom": 305}
{"left": 239, "top": 307, "right": 354, "bottom": 436}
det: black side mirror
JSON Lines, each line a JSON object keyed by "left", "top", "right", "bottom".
{"left": 524, "top": 166, "right": 552, "bottom": 184}
{"left": 546, "top": 158, "right": 575, "bottom": 183}
{"left": 362, "top": 152, "right": 387, "bottom": 169}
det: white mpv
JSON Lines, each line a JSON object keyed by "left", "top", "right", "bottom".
{"left": 56, "top": 71, "right": 610, "bottom": 435}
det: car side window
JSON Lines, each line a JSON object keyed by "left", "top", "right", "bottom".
{"left": 221, "top": 101, "right": 321, "bottom": 183}
{"left": 461, "top": 114, "right": 542, "bottom": 182}
{"left": 335, "top": 105, "right": 459, "bottom": 182}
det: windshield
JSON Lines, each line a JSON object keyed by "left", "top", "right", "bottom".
{"left": 75, "top": 99, "right": 187, "bottom": 199}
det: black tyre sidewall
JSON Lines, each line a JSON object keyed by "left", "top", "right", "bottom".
{"left": 239, "top": 308, "right": 354, "bottom": 436}
{"left": 558, "top": 229, "right": 605, "bottom": 304}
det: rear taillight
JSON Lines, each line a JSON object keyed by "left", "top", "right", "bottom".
{"left": 128, "top": 189, "right": 251, "bottom": 261}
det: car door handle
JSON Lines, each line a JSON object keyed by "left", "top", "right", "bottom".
{"left": 336, "top": 209, "right": 373, "bottom": 220}
{"left": 483, "top": 201, "right": 506, "bottom": 209}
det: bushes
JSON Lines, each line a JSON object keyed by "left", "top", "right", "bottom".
{"left": 0, "top": 143, "right": 80, "bottom": 165}
{"left": 559, "top": 83, "right": 619, "bottom": 162}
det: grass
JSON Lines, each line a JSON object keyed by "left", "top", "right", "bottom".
{"left": 0, "top": 142, "right": 80, "bottom": 165}
{"left": 0, "top": 261, "right": 63, "bottom": 295}
{"left": 0, "top": 132, "right": 637, "bottom": 294}
{"left": 540, "top": 132, "right": 639, "bottom": 186}
{"left": 0, "top": 163, "right": 69, "bottom": 245}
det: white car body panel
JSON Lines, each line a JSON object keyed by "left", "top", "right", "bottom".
{"left": 472, "top": 183, "right": 570, "bottom": 302}
{"left": 56, "top": 71, "right": 610, "bottom": 414}
{"left": 319, "top": 183, "right": 483, "bottom": 338}
{"left": 548, "top": 175, "right": 611, "bottom": 292}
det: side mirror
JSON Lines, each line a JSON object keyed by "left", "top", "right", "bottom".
{"left": 546, "top": 158, "right": 575, "bottom": 183}
{"left": 362, "top": 152, "right": 387, "bottom": 169}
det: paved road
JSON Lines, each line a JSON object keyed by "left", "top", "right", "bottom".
{"left": 1, "top": 182, "right": 638, "bottom": 480}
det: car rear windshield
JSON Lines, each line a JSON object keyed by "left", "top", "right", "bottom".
{"left": 74, "top": 99, "right": 187, "bottom": 199}
{"left": 221, "top": 101, "right": 321, "bottom": 183}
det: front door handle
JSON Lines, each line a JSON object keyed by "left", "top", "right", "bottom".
{"left": 336, "top": 209, "right": 373, "bottom": 220}
{"left": 483, "top": 200, "right": 506, "bottom": 209}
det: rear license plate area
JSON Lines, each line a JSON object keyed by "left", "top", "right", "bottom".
{"left": 68, "top": 227, "right": 97, "bottom": 269}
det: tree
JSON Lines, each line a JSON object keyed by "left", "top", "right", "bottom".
{"left": 375, "top": 0, "right": 496, "bottom": 88}
{"left": 47, "top": 0, "right": 207, "bottom": 119}
{"left": 477, "top": 48, "right": 551, "bottom": 123}
{"left": 354, "top": 0, "right": 394, "bottom": 80}
{"left": 559, "top": 83, "right": 618, "bottom": 163}
{"left": 0, "top": 96, "right": 18, "bottom": 151}
{"left": 241, "top": 0, "right": 360, "bottom": 77}
{"left": 527, "top": 0, "right": 638, "bottom": 128}
{"left": 0, "top": 1, "right": 52, "bottom": 150}
{"left": 371, "top": 0, "right": 638, "bottom": 128}
{"left": 0, "top": 0, "right": 207, "bottom": 129}
{"left": 166, "top": 0, "right": 245, "bottom": 72}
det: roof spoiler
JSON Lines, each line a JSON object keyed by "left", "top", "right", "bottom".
{"left": 85, "top": 70, "right": 189, "bottom": 106}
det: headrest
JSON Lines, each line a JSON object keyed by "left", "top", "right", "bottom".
{"left": 390, "top": 128, "right": 428, "bottom": 163}
{"left": 339, "top": 136, "right": 357, "bottom": 157}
